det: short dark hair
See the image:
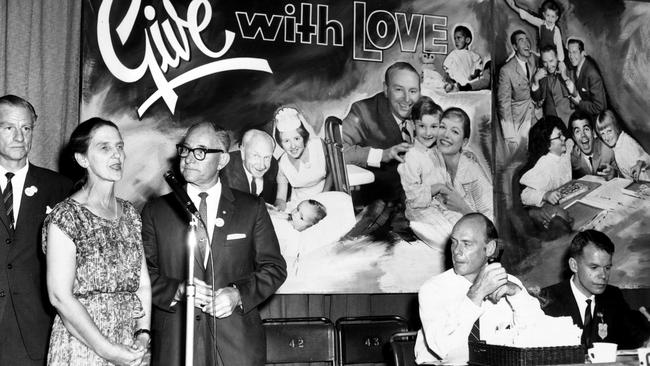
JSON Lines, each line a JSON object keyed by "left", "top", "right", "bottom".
{"left": 510, "top": 29, "right": 527, "bottom": 46}
{"left": 540, "top": 44, "right": 557, "bottom": 56}
{"left": 441, "top": 107, "right": 471, "bottom": 139}
{"left": 526, "top": 115, "right": 568, "bottom": 166}
{"left": 540, "top": 0, "right": 561, "bottom": 17}
{"left": 68, "top": 117, "right": 120, "bottom": 191}
{"left": 569, "top": 230, "right": 615, "bottom": 259}
{"left": 458, "top": 213, "right": 499, "bottom": 243}
{"left": 567, "top": 38, "right": 585, "bottom": 52}
{"left": 184, "top": 121, "right": 231, "bottom": 150}
{"left": 411, "top": 96, "right": 443, "bottom": 122}
{"left": 0, "top": 94, "right": 37, "bottom": 123}
{"left": 454, "top": 25, "right": 473, "bottom": 43}
{"left": 384, "top": 62, "right": 419, "bottom": 85}
{"left": 568, "top": 110, "right": 593, "bottom": 132}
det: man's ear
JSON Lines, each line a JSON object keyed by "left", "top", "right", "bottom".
{"left": 383, "top": 81, "right": 388, "bottom": 97}
{"left": 568, "top": 257, "right": 578, "bottom": 274}
{"left": 485, "top": 239, "right": 497, "bottom": 258}
{"left": 218, "top": 152, "right": 230, "bottom": 170}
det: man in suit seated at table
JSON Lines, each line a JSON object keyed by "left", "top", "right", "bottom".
{"left": 568, "top": 111, "right": 615, "bottom": 180}
{"left": 540, "top": 230, "right": 650, "bottom": 350}
{"left": 415, "top": 213, "right": 545, "bottom": 365}
{"left": 220, "top": 129, "right": 278, "bottom": 204}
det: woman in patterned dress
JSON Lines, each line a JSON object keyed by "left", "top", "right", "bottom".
{"left": 44, "top": 118, "right": 151, "bottom": 365}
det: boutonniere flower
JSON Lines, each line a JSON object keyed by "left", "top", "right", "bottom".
{"left": 25, "top": 185, "right": 38, "bottom": 197}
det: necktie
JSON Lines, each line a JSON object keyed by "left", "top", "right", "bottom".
{"left": 401, "top": 121, "right": 412, "bottom": 143}
{"left": 525, "top": 62, "right": 530, "bottom": 80}
{"left": 250, "top": 178, "right": 257, "bottom": 196}
{"left": 468, "top": 318, "right": 480, "bottom": 343}
{"left": 583, "top": 299, "right": 593, "bottom": 347}
{"left": 197, "top": 192, "right": 209, "bottom": 268}
{"left": 3, "top": 172, "right": 14, "bottom": 230}
{"left": 588, "top": 156, "right": 594, "bottom": 173}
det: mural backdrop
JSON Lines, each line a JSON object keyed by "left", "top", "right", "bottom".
{"left": 81, "top": 0, "right": 649, "bottom": 294}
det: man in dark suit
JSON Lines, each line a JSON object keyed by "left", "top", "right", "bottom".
{"left": 568, "top": 111, "right": 616, "bottom": 179}
{"left": 342, "top": 61, "right": 418, "bottom": 203}
{"left": 0, "top": 95, "right": 71, "bottom": 365}
{"left": 567, "top": 38, "right": 607, "bottom": 117}
{"left": 220, "top": 129, "right": 277, "bottom": 204}
{"left": 541, "top": 230, "right": 650, "bottom": 350}
{"left": 498, "top": 30, "right": 538, "bottom": 153}
{"left": 531, "top": 45, "right": 573, "bottom": 125}
{"left": 142, "top": 122, "right": 286, "bottom": 366}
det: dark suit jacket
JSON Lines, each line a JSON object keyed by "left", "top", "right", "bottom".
{"left": 531, "top": 73, "right": 573, "bottom": 124}
{"left": 570, "top": 57, "right": 607, "bottom": 116}
{"left": 142, "top": 184, "right": 287, "bottom": 366}
{"left": 220, "top": 151, "right": 278, "bottom": 204}
{"left": 570, "top": 139, "right": 616, "bottom": 179}
{"left": 0, "top": 164, "right": 71, "bottom": 359}
{"left": 541, "top": 280, "right": 650, "bottom": 349}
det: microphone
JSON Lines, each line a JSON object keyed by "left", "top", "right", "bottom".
{"left": 163, "top": 170, "right": 199, "bottom": 217}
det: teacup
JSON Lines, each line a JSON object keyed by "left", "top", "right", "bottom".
{"left": 638, "top": 347, "right": 650, "bottom": 366}
{"left": 588, "top": 342, "right": 617, "bottom": 363}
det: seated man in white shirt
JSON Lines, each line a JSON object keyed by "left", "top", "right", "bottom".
{"left": 415, "top": 213, "right": 545, "bottom": 365}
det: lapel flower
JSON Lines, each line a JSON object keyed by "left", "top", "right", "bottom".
{"left": 25, "top": 185, "right": 38, "bottom": 197}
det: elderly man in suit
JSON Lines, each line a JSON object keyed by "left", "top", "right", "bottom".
{"left": 568, "top": 111, "right": 615, "bottom": 179}
{"left": 541, "top": 230, "right": 650, "bottom": 350}
{"left": 342, "top": 61, "right": 418, "bottom": 204}
{"left": 531, "top": 45, "right": 573, "bottom": 125}
{"left": 142, "top": 122, "right": 286, "bottom": 366}
{"left": 220, "top": 129, "right": 278, "bottom": 204}
{"left": 0, "top": 95, "right": 71, "bottom": 365}
{"left": 566, "top": 38, "right": 607, "bottom": 117}
{"left": 498, "top": 29, "right": 537, "bottom": 152}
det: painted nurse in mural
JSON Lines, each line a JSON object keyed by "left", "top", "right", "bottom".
{"left": 273, "top": 107, "right": 333, "bottom": 211}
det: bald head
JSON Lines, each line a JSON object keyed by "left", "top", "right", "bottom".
{"left": 241, "top": 129, "right": 274, "bottom": 178}
{"left": 450, "top": 213, "right": 498, "bottom": 281}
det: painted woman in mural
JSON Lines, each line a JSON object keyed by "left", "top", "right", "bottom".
{"left": 273, "top": 107, "right": 332, "bottom": 211}
{"left": 44, "top": 119, "right": 151, "bottom": 365}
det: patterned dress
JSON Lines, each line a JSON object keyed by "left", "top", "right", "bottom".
{"left": 43, "top": 197, "right": 145, "bottom": 365}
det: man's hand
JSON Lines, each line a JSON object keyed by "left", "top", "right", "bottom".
{"left": 564, "top": 78, "right": 576, "bottom": 95}
{"left": 596, "top": 163, "right": 615, "bottom": 181}
{"left": 533, "top": 68, "right": 547, "bottom": 84}
{"left": 202, "top": 286, "right": 241, "bottom": 318}
{"left": 381, "top": 142, "right": 412, "bottom": 163}
{"left": 543, "top": 190, "right": 562, "bottom": 205}
{"left": 569, "top": 93, "right": 582, "bottom": 105}
{"left": 487, "top": 281, "right": 521, "bottom": 304}
{"left": 631, "top": 160, "right": 647, "bottom": 182}
{"left": 176, "top": 278, "right": 214, "bottom": 309}
{"left": 467, "top": 263, "right": 508, "bottom": 305}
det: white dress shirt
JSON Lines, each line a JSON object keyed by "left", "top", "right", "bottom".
{"left": 569, "top": 275, "right": 595, "bottom": 324}
{"left": 0, "top": 161, "right": 29, "bottom": 225}
{"left": 244, "top": 169, "right": 263, "bottom": 196}
{"left": 186, "top": 180, "right": 222, "bottom": 266}
{"left": 415, "top": 268, "right": 545, "bottom": 365}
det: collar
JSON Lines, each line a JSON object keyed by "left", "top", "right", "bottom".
{"left": 576, "top": 58, "right": 585, "bottom": 77}
{"left": 570, "top": 275, "right": 595, "bottom": 304}
{"left": 515, "top": 56, "right": 528, "bottom": 74}
{"left": 393, "top": 112, "right": 405, "bottom": 126}
{"left": 186, "top": 179, "right": 222, "bottom": 202}
{"left": 0, "top": 160, "right": 29, "bottom": 186}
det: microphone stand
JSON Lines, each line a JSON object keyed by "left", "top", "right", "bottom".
{"left": 185, "top": 215, "right": 198, "bottom": 366}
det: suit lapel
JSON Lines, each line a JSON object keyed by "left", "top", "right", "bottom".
{"left": 563, "top": 280, "right": 585, "bottom": 327}
{"left": 210, "top": 185, "right": 235, "bottom": 265}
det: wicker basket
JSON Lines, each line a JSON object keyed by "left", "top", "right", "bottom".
{"left": 469, "top": 341, "right": 585, "bottom": 365}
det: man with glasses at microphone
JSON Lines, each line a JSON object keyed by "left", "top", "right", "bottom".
{"left": 141, "top": 122, "right": 287, "bottom": 366}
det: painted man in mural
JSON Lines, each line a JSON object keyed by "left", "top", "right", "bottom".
{"left": 414, "top": 213, "right": 544, "bottom": 364}
{"left": 342, "top": 61, "right": 419, "bottom": 205}
{"left": 142, "top": 122, "right": 286, "bottom": 366}
{"left": 566, "top": 38, "right": 607, "bottom": 117}
{"left": 0, "top": 95, "right": 71, "bottom": 365}
{"left": 531, "top": 45, "right": 573, "bottom": 125}
{"left": 498, "top": 29, "right": 537, "bottom": 152}
{"left": 540, "top": 230, "right": 650, "bottom": 350}
{"left": 220, "top": 129, "right": 278, "bottom": 204}
{"left": 568, "top": 111, "right": 615, "bottom": 179}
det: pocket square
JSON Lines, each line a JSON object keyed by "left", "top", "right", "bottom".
{"left": 226, "top": 233, "right": 246, "bottom": 240}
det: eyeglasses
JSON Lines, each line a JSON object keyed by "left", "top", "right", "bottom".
{"left": 549, "top": 134, "right": 565, "bottom": 141}
{"left": 176, "top": 144, "right": 224, "bottom": 161}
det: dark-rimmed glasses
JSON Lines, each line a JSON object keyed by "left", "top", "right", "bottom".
{"left": 176, "top": 144, "right": 224, "bottom": 161}
{"left": 549, "top": 134, "right": 565, "bottom": 141}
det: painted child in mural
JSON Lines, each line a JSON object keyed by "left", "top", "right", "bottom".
{"left": 443, "top": 25, "right": 484, "bottom": 92}
{"left": 419, "top": 52, "right": 446, "bottom": 93}
{"left": 595, "top": 109, "right": 650, "bottom": 182}
{"left": 398, "top": 99, "right": 493, "bottom": 248}
{"left": 505, "top": 0, "right": 567, "bottom": 74}
{"left": 273, "top": 107, "right": 333, "bottom": 211}
{"left": 519, "top": 115, "right": 575, "bottom": 229}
